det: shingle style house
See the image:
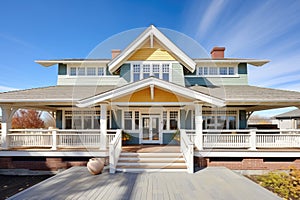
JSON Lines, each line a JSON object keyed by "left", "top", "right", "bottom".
{"left": 1, "top": 25, "right": 300, "bottom": 173}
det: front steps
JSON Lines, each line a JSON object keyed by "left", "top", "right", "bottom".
{"left": 116, "top": 147, "right": 187, "bottom": 172}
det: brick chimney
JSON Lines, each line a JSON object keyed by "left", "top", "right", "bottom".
{"left": 210, "top": 47, "right": 225, "bottom": 59}
{"left": 111, "top": 49, "right": 121, "bottom": 59}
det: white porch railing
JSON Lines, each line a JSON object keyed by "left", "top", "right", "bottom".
{"left": 109, "top": 129, "right": 122, "bottom": 173}
{"left": 180, "top": 129, "right": 194, "bottom": 173}
{"left": 9, "top": 129, "right": 53, "bottom": 148}
{"left": 7, "top": 129, "right": 119, "bottom": 149}
{"left": 185, "top": 129, "right": 300, "bottom": 150}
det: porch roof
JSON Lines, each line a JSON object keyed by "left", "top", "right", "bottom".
{"left": 191, "top": 85, "right": 300, "bottom": 111}
{"left": 1, "top": 82, "right": 300, "bottom": 112}
{"left": 77, "top": 77, "right": 225, "bottom": 107}
{"left": 0, "top": 85, "right": 115, "bottom": 109}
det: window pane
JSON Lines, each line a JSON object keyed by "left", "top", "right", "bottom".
{"left": 135, "top": 111, "right": 139, "bottom": 130}
{"left": 209, "top": 67, "right": 218, "bottom": 75}
{"left": 163, "top": 111, "right": 167, "bottom": 130}
{"left": 228, "top": 67, "right": 235, "bottom": 75}
{"left": 73, "top": 116, "right": 82, "bottom": 129}
{"left": 94, "top": 116, "right": 100, "bottom": 129}
{"left": 124, "top": 111, "right": 132, "bottom": 130}
{"left": 70, "top": 67, "right": 77, "bottom": 76}
{"left": 203, "top": 67, "right": 208, "bottom": 75}
{"left": 169, "top": 111, "right": 178, "bottom": 130}
{"left": 87, "top": 67, "right": 96, "bottom": 76}
{"left": 65, "top": 116, "right": 72, "bottom": 129}
{"left": 152, "top": 64, "right": 160, "bottom": 78}
{"left": 198, "top": 67, "right": 203, "bottom": 75}
{"left": 78, "top": 67, "right": 85, "bottom": 76}
{"left": 219, "top": 67, "right": 227, "bottom": 75}
{"left": 133, "top": 64, "right": 140, "bottom": 81}
{"left": 228, "top": 116, "right": 236, "bottom": 129}
{"left": 143, "top": 64, "right": 150, "bottom": 79}
{"left": 98, "top": 68, "right": 104, "bottom": 76}
{"left": 84, "top": 116, "right": 92, "bottom": 129}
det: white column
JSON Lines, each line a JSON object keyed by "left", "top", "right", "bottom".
{"left": 194, "top": 103, "right": 203, "bottom": 150}
{"left": 100, "top": 104, "right": 107, "bottom": 150}
{"left": 1, "top": 106, "right": 16, "bottom": 149}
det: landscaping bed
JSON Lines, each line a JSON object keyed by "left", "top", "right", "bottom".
{"left": 0, "top": 175, "right": 52, "bottom": 200}
{"left": 247, "top": 167, "right": 300, "bottom": 200}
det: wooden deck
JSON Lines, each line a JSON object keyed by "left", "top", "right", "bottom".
{"left": 8, "top": 167, "right": 280, "bottom": 200}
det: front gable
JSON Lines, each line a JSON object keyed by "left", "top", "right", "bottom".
{"left": 108, "top": 25, "right": 196, "bottom": 73}
{"left": 113, "top": 87, "right": 192, "bottom": 103}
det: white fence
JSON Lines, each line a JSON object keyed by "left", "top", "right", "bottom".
{"left": 7, "top": 129, "right": 118, "bottom": 149}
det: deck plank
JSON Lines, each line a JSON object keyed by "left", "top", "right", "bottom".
{"left": 8, "top": 166, "right": 281, "bottom": 200}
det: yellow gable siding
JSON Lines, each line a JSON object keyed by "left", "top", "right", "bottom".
{"left": 128, "top": 48, "right": 176, "bottom": 61}
{"left": 113, "top": 87, "right": 192, "bottom": 102}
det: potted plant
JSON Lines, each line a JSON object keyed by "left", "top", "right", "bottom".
{"left": 122, "top": 132, "right": 131, "bottom": 145}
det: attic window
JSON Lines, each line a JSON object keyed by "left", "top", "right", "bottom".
{"left": 130, "top": 62, "right": 172, "bottom": 82}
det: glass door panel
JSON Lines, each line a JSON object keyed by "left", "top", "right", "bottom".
{"left": 142, "top": 115, "right": 160, "bottom": 143}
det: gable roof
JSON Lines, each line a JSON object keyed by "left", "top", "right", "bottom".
{"left": 275, "top": 109, "right": 300, "bottom": 119}
{"left": 77, "top": 77, "right": 225, "bottom": 108}
{"left": 107, "top": 25, "right": 196, "bottom": 73}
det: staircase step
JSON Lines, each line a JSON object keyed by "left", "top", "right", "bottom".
{"left": 116, "top": 168, "right": 187, "bottom": 173}
{"left": 117, "top": 163, "right": 187, "bottom": 169}
{"left": 120, "top": 152, "right": 182, "bottom": 158}
{"left": 118, "top": 157, "right": 185, "bottom": 163}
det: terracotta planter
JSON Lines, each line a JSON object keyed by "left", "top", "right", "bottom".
{"left": 87, "top": 158, "right": 104, "bottom": 175}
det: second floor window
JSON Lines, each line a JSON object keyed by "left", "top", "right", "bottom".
{"left": 131, "top": 62, "right": 172, "bottom": 82}
{"left": 197, "top": 66, "right": 236, "bottom": 76}
{"left": 69, "top": 66, "right": 106, "bottom": 76}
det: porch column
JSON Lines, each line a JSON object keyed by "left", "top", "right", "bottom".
{"left": 100, "top": 103, "right": 107, "bottom": 150}
{"left": 1, "top": 106, "right": 16, "bottom": 149}
{"left": 194, "top": 102, "right": 203, "bottom": 150}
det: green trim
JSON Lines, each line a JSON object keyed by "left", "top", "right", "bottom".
{"left": 238, "top": 63, "right": 247, "bottom": 74}
{"left": 58, "top": 64, "right": 67, "bottom": 75}
{"left": 120, "top": 63, "right": 131, "bottom": 82}
{"left": 56, "top": 110, "right": 62, "bottom": 129}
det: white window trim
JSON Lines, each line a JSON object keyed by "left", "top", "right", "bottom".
{"left": 128, "top": 61, "right": 176, "bottom": 82}
{"left": 62, "top": 109, "right": 102, "bottom": 129}
{"left": 67, "top": 64, "right": 107, "bottom": 77}
{"left": 192, "top": 66, "right": 239, "bottom": 78}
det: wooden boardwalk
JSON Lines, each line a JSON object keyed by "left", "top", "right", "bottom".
{"left": 8, "top": 167, "right": 280, "bottom": 200}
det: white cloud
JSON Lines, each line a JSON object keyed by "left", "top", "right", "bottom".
{"left": 196, "top": 0, "right": 227, "bottom": 40}
{"left": 0, "top": 85, "right": 19, "bottom": 92}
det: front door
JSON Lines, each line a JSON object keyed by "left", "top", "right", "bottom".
{"left": 142, "top": 115, "right": 161, "bottom": 144}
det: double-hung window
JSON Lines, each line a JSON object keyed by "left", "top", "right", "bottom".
{"left": 142, "top": 64, "right": 150, "bottom": 79}
{"left": 133, "top": 64, "right": 140, "bottom": 82}
{"left": 162, "top": 64, "right": 170, "bottom": 81}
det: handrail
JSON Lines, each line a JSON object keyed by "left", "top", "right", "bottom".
{"left": 109, "top": 129, "right": 122, "bottom": 173}
{"left": 180, "top": 129, "right": 194, "bottom": 173}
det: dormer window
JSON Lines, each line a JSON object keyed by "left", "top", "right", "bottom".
{"left": 197, "top": 66, "right": 237, "bottom": 76}
{"left": 130, "top": 62, "right": 172, "bottom": 82}
{"left": 68, "top": 66, "right": 106, "bottom": 76}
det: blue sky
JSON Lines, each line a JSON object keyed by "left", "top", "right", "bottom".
{"left": 1, "top": 0, "right": 300, "bottom": 116}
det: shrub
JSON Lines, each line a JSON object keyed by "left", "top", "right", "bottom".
{"left": 256, "top": 167, "right": 300, "bottom": 200}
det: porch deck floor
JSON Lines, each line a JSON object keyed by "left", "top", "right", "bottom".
{"left": 8, "top": 166, "right": 280, "bottom": 200}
